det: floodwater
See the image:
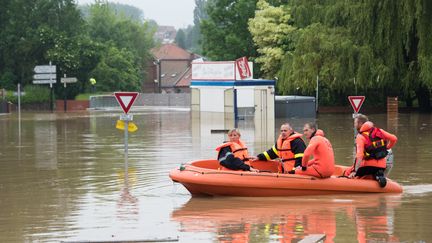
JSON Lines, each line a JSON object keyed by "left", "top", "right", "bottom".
{"left": 1, "top": 108, "right": 432, "bottom": 242}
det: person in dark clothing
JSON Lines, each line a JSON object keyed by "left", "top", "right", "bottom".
{"left": 256, "top": 123, "right": 306, "bottom": 173}
{"left": 216, "top": 129, "right": 259, "bottom": 172}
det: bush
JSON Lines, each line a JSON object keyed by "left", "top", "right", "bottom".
{"left": 6, "top": 85, "right": 51, "bottom": 104}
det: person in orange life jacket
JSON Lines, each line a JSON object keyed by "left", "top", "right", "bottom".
{"left": 216, "top": 129, "right": 259, "bottom": 172}
{"left": 345, "top": 114, "right": 397, "bottom": 187}
{"left": 292, "top": 122, "right": 335, "bottom": 178}
{"left": 346, "top": 114, "right": 397, "bottom": 187}
{"left": 256, "top": 123, "right": 306, "bottom": 173}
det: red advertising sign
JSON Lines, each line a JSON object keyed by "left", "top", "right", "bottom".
{"left": 348, "top": 96, "right": 365, "bottom": 113}
{"left": 114, "top": 92, "right": 139, "bottom": 114}
{"left": 235, "top": 56, "right": 251, "bottom": 79}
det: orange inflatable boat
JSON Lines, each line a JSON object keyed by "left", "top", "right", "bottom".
{"left": 169, "top": 159, "right": 403, "bottom": 197}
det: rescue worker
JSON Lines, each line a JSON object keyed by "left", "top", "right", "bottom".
{"left": 89, "top": 78, "right": 96, "bottom": 93}
{"left": 216, "top": 129, "right": 258, "bottom": 172}
{"left": 345, "top": 114, "right": 397, "bottom": 187}
{"left": 256, "top": 123, "right": 306, "bottom": 173}
{"left": 293, "top": 122, "right": 335, "bottom": 178}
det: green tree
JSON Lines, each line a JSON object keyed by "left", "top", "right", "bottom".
{"left": 90, "top": 46, "right": 141, "bottom": 91}
{"left": 249, "top": 0, "right": 295, "bottom": 78}
{"left": 276, "top": 0, "right": 432, "bottom": 109}
{"left": 86, "top": 1, "right": 154, "bottom": 92}
{"left": 175, "top": 29, "right": 186, "bottom": 49}
{"left": 0, "top": 0, "right": 85, "bottom": 88}
{"left": 201, "top": 0, "right": 258, "bottom": 61}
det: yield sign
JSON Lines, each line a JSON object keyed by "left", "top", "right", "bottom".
{"left": 114, "top": 92, "right": 139, "bottom": 114}
{"left": 348, "top": 96, "right": 365, "bottom": 113}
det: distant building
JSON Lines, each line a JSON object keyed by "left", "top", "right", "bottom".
{"left": 142, "top": 44, "right": 200, "bottom": 93}
{"left": 154, "top": 25, "right": 176, "bottom": 44}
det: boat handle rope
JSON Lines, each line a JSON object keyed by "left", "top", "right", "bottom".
{"left": 179, "top": 167, "right": 316, "bottom": 180}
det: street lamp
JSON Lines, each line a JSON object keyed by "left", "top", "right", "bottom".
{"left": 157, "top": 60, "right": 162, "bottom": 93}
{"left": 153, "top": 60, "right": 162, "bottom": 93}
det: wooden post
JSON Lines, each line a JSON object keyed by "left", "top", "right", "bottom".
{"left": 387, "top": 96, "right": 399, "bottom": 134}
{"left": 387, "top": 96, "right": 398, "bottom": 113}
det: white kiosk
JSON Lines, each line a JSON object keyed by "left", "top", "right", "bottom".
{"left": 190, "top": 61, "right": 275, "bottom": 142}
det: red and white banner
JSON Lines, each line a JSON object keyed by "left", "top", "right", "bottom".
{"left": 235, "top": 57, "right": 251, "bottom": 80}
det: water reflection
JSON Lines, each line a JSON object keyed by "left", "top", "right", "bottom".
{"left": 172, "top": 194, "right": 402, "bottom": 243}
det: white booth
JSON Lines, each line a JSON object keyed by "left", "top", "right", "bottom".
{"left": 190, "top": 61, "right": 275, "bottom": 142}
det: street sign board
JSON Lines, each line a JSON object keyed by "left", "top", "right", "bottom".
{"left": 34, "top": 73, "right": 56, "bottom": 80}
{"left": 348, "top": 96, "right": 365, "bottom": 113}
{"left": 33, "top": 80, "right": 56, "bottom": 84}
{"left": 60, "top": 77, "right": 78, "bottom": 83}
{"left": 114, "top": 92, "right": 139, "bottom": 114}
{"left": 34, "top": 65, "right": 56, "bottom": 73}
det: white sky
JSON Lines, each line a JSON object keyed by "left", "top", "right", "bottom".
{"left": 76, "top": 0, "right": 196, "bottom": 29}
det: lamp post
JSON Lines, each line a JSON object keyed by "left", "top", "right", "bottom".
{"left": 157, "top": 59, "right": 162, "bottom": 93}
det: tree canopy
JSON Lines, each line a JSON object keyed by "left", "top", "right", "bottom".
{"left": 200, "top": 0, "right": 258, "bottom": 61}
{"left": 248, "top": 0, "right": 432, "bottom": 109}
{"left": 0, "top": 0, "right": 155, "bottom": 98}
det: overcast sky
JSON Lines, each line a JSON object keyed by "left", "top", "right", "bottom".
{"left": 76, "top": 0, "right": 196, "bottom": 29}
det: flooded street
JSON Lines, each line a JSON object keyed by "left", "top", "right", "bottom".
{"left": 1, "top": 108, "right": 432, "bottom": 242}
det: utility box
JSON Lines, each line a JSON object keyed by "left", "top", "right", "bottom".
{"left": 275, "top": 96, "right": 316, "bottom": 118}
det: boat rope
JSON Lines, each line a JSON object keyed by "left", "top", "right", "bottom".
{"left": 180, "top": 168, "right": 317, "bottom": 180}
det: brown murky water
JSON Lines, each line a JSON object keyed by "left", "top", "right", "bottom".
{"left": 1, "top": 108, "right": 431, "bottom": 242}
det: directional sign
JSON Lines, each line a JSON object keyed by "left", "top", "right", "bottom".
{"left": 34, "top": 65, "right": 56, "bottom": 73}
{"left": 60, "top": 77, "right": 78, "bottom": 83}
{"left": 33, "top": 80, "right": 56, "bottom": 84}
{"left": 114, "top": 92, "right": 139, "bottom": 114}
{"left": 348, "top": 96, "right": 365, "bottom": 113}
{"left": 34, "top": 73, "right": 56, "bottom": 80}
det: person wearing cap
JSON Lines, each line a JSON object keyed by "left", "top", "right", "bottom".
{"left": 216, "top": 129, "right": 259, "bottom": 172}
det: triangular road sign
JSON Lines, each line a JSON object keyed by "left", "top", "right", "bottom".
{"left": 114, "top": 92, "right": 139, "bottom": 114}
{"left": 348, "top": 96, "right": 365, "bottom": 113}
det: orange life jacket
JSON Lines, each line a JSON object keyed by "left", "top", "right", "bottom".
{"left": 277, "top": 132, "right": 304, "bottom": 170}
{"left": 361, "top": 127, "right": 388, "bottom": 160}
{"left": 216, "top": 139, "right": 249, "bottom": 161}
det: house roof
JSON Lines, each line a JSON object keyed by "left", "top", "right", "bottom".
{"left": 175, "top": 67, "right": 192, "bottom": 87}
{"left": 160, "top": 60, "right": 190, "bottom": 87}
{"left": 152, "top": 43, "right": 195, "bottom": 60}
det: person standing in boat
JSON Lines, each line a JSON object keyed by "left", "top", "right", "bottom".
{"left": 293, "top": 122, "right": 335, "bottom": 178}
{"left": 345, "top": 114, "right": 398, "bottom": 187}
{"left": 256, "top": 123, "right": 306, "bottom": 173}
{"left": 216, "top": 129, "right": 259, "bottom": 172}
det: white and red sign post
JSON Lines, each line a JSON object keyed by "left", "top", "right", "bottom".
{"left": 348, "top": 96, "right": 365, "bottom": 116}
{"left": 114, "top": 92, "right": 139, "bottom": 182}
{"left": 348, "top": 96, "right": 366, "bottom": 156}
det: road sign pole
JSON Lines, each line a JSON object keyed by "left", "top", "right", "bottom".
{"left": 114, "top": 92, "right": 139, "bottom": 185}
{"left": 124, "top": 119, "right": 129, "bottom": 183}
{"left": 63, "top": 74, "right": 67, "bottom": 112}
{"left": 348, "top": 96, "right": 365, "bottom": 166}
{"left": 49, "top": 61, "right": 54, "bottom": 112}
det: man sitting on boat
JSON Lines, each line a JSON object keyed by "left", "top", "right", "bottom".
{"left": 216, "top": 129, "right": 259, "bottom": 172}
{"left": 256, "top": 123, "right": 306, "bottom": 173}
{"left": 345, "top": 114, "right": 398, "bottom": 187}
{"left": 292, "top": 122, "right": 335, "bottom": 178}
